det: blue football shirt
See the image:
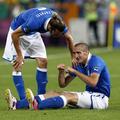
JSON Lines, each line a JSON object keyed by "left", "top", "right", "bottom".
{"left": 11, "top": 7, "right": 68, "bottom": 34}
{"left": 70, "top": 54, "right": 111, "bottom": 97}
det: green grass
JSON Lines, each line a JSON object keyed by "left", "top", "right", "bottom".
{"left": 0, "top": 47, "right": 120, "bottom": 120}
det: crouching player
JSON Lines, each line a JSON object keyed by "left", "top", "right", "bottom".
{"left": 5, "top": 43, "right": 111, "bottom": 110}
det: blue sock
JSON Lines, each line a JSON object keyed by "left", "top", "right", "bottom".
{"left": 38, "top": 96, "right": 67, "bottom": 109}
{"left": 34, "top": 95, "right": 45, "bottom": 104}
{"left": 16, "top": 99, "right": 29, "bottom": 109}
{"left": 12, "top": 71, "right": 25, "bottom": 100}
{"left": 36, "top": 68, "right": 48, "bottom": 94}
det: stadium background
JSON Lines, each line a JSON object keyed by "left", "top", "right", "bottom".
{"left": 0, "top": 0, "right": 120, "bottom": 47}
{"left": 0, "top": 0, "right": 120, "bottom": 120}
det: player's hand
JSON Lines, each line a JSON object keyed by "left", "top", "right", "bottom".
{"left": 57, "top": 64, "right": 66, "bottom": 71}
{"left": 72, "top": 58, "right": 79, "bottom": 67}
{"left": 66, "top": 66, "right": 75, "bottom": 73}
{"left": 13, "top": 55, "right": 24, "bottom": 70}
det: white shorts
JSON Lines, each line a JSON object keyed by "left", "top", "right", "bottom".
{"left": 2, "top": 28, "right": 47, "bottom": 62}
{"left": 74, "top": 91, "right": 109, "bottom": 109}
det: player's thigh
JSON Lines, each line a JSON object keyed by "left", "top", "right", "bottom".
{"left": 91, "top": 93, "right": 109, "bottom": 109}
{"left": 28, "top": 33, "right": 47, "bottom": 58}
{"left": 76, "top": 91, "right": 92, "bottom": 108}
{"left": 21, "top": 32, "right": 47, "bottom": 58}
{"left": 77, "top": 91, "right": 109, "bottom": 109}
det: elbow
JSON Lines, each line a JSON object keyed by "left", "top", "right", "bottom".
{"left": 91, "top": 84, "right": 96, "bottom": 87}
{"left": 90, "top": 81, "right": 97, "bottom": 87}
{"left": 59, "top": 84, "right": 66, "bottom": 88}
{"left": 88, "top": 77, "right": 98, "bottom": 87}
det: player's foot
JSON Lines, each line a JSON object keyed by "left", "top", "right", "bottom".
{"left": 26, "top": 88, "right": 38, "bottom": 110}
{"left": 5, "top": 89, "right": 17, "bottom": 110}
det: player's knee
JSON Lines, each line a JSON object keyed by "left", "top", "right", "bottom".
{"left": 36, "top": 58, "right": 48, "bottom": 68}
{"left": 63, "top": 93, "right": 78, "bottom": 104}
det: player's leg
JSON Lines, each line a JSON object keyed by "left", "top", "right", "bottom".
{"left": 38, "top": 91, "right": 108, "bottom": 109}
{"left": 12, "top": 45, "right": 27, "bottom": 100}
{"left": 26, "top": 89, "right": 78, "bottom": 110}
{"left": 26, "top": 89, "right": 63, "bottom": 104}
{"left": 36, "top": 92, "right": 78, "bottom": 110}
{"left": 12, "top": 67, "right": 26, "bottom": 100}
{"left": 5, "top": 89, "right": 29, "bottom": 110}
{"left": 26, "top": 32, "right": 48, "bottom": 95}
{"left": 2, "top": 28, "right": 27, "bottom": 101}
{"left": 12, "top": 61, "right": 29, "bottom": 108}
{"left": 26, "top": 88, "right": 67, "bottom": 110}
{"left": 35, "top": 58, "right": 48, "bottom": 94}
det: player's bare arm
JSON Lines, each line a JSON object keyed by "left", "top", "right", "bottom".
{"left": 67, "top": 66, "right": 99, "bottom": 87}
{"left": 63, "top": 32, "right": 74, "bottom": 58}
{"left": 57, "top": 64, "right": 74, "bottom": 88}
{"left": 64, "top": 32, "right": 79, "bottom": 66}
{"left": 11, "top": 27, "right": 25, "bottom": 70}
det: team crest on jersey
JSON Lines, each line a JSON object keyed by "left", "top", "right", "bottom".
{"left": 93, "top": 66, "right": 99, "bottom": 72}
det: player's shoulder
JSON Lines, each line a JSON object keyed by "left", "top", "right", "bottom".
{"left": 90, "top": 55, "right": 105, "bottom": 64}
{"left": 91, "top": 55, "right": 103, "bottom": 61}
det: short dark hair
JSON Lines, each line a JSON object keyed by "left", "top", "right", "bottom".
{"left": 49, "top": 14, "right": 65, "bottom": 32}
{"left": 74, "top": 43, "right": 90, "bottom": 52}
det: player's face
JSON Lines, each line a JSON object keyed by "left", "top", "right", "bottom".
{"left": 73, "top": 47, "right": 88, "bottom": 64}
{"left": 50, "top": 29, "right": 63, "bottom": 38}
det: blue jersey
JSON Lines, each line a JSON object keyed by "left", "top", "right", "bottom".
{"left": 70, "top": 54, "right": 111, "bottom": 97}
{"left": 11, "top": 7, "right": 68, "bottom": 34}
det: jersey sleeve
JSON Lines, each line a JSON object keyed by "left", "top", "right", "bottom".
{"left": 69, "top": 71, "right": 76, "bottom": 78}
{"left": 21, "top": 16, "right": 42, "bottom": 34}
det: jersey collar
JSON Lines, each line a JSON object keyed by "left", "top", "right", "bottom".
{"left": 44, "top": 18, "right": 52, "bottom": 31}
{"left": 85, "top": 52, "right": 92, "bottom": 67}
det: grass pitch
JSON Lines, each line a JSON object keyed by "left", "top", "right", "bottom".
{"left": 0, "top": 46, "right": 120, "bottom": 120}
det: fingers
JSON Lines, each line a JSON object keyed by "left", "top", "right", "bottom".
{"left": 57, "top": 64, "right": 75, "bottom": 73}
{"left": 57, "top": 64, "right": 65, "bottom": 70}
{"left": 12, "top": 60, "right": 24, "bottom": 70}
{"left": 72, "top": 58, "right": 79, "bottom": 67}
{"left": 66, "top": 66, "right": 75, "bottom": 73}
{"left": 13, "top": 62, "right": 21, "bottom": 69}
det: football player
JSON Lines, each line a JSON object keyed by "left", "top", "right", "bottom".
{"left": 3, "top": 7, "right": 74, "bottom": 109}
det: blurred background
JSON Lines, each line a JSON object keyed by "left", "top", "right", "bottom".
{"left": 0, "top": 0, "right": 120, "bottom": 48}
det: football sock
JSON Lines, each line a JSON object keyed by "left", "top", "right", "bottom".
{"left": 12, "top": 71, "right": 26, "bottom": 100}
{"left": 16, "top": 99, "right": 29, "bottom": 109}
{"left": 35, "top": 94, "right": 45, "bottom": 104}
{"left": 36, "top": 67, "right": 48, "bottom": 94}
{"left": 38, "top": 95, "right": 67, "bottom": 109}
